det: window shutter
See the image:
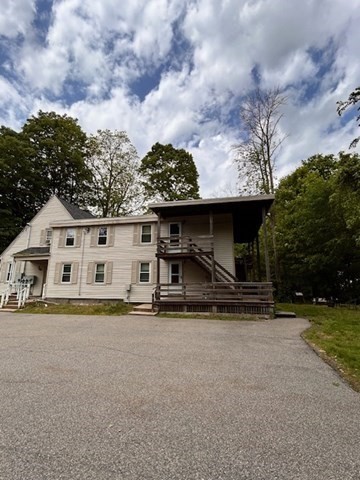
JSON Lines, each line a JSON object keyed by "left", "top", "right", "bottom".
{"left": 152, "top": 260, "right": 157, "bottom": 284}
{"left": 87, "top": 262, "right": 95, "bottom": 284}
{"left": 108, "top": 226, "right": 115, "bottom": 247}
{"left": 106, "top": 262, "right": 113, "bottom": 284}
{"left": 39, "top": 229, "right": 46, "bottom": 246}
{"left": 133, "top": 225, "right": 140, "bottom": 246}
{"left": 71, "top": 262, "right": 79, "bottom": 284}
{"left": 90, "top": 228, "right": 97, "bottom": 247}
{"left": 54, "top": 263, "right": 61, "bottom": 284}
{"left": 58, "top": 229, "right": 65, "bottom": 248}
{"left": 75, "top": 230, "right": 81, "bottom": 248}
{"left": 0, "top": 264, "right": 6, "bottom": 283}
{"left": 131, "top": 261, "right": 138, "bottom": 284}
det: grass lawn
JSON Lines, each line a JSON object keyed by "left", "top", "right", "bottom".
{"left": 278, "top": 303, "right": 360, "bottom": 391}
{"left": 16, "top": 301, "right": 132, "bottom": 316}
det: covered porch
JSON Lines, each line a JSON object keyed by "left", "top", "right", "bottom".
{"left": 149, "top": 195, "right": 275, "bottom": 315}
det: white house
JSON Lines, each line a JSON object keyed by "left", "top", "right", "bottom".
{"left": 0, "top": 194, "right": 275, "bottom": 314}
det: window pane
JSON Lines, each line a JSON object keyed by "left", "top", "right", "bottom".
{"left": 95, "top": 263, "right": 105, "bottom": 283}
{"left": 66, "top": 229, "right": 75, "bottom": 246}
{"left": 139, "top": 262, "right": 150, "bottom": 283}
{"left": 98, "top": 227, "right": 107, "bottom": 245}
{"left": 141, "top": 225, "right": 151, "bottom": 243}
{"left": 62, "top": 264, "right": 72, "bottom": 283}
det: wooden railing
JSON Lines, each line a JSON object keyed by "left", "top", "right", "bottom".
{"left": 154, "top": 282, "right": 273, "bottom": 304}
{"left": 157, "top": 235, "right": 213, "bottom": 256}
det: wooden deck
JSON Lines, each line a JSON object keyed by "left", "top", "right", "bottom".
{"left": 157, "top": 235, "right": 213, "bottom": 258}
{"left": 153, "top": 282, "right": 274, "bottom": 315}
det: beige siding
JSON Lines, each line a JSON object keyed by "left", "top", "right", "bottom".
{"left": 0, "top": 196, "right": 77, "bottom": 293}
{"left": 46, "top": 221, "right": 158, "bottom": 303}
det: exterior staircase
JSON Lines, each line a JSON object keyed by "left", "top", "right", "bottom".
{"left": 0, "top": 294, "right": 21, "bottom": 312}
{"left": 192, "top": 255, "right": 238, "bottom": 283}
{"left": 129, "top": 304, "right": 158, "bottom": 316}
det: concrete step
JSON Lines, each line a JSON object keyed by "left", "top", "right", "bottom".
{"left": 275, "top": 310, "right": 296, "bottom": 318}
{"left": 129, "top": 304, "right": 158, "bottom": 316}
{"left": 0, "top": 308, "right": 16, "bottom": 313}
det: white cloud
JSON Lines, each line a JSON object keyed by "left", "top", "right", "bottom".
{"left": 0, "top": 0, "right": 36, "bottom": 38}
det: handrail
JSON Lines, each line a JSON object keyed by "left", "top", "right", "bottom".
{"left": 17, "top": 284, "right": 30, "bottom": 309}
{"left": 0, "top": 285, "right": 11, "bottom": 308}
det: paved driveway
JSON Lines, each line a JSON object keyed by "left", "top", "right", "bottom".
{"left": 0, "top": 313, "right": 359, "bottom": 480}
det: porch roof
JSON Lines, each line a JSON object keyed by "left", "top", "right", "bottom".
{"left": 13, "top": 247, "right": 50, "bottom": 260}
{"left": 149, "top": 194, "right": 274, "bottom": 243}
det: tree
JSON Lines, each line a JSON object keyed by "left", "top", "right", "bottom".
{"left": 140, "top": 143, "right": 200, "bottom": 201}
{"left": 87, "top": 130, "right": 144, "bottom": 217}
{"left": 337, "top": 87, "right": 360, "bottom": 148}
{"left": 275, "top": 153, "right": 360, "bottom": 302}
{"left": 233, "top": 87, "right": 287, "bottom": 195}
{"left": 22, "top": 111, "right": 91, "bottom": 208}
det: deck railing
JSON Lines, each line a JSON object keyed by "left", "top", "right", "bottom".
{"left": 154, "top": 282, "right": 273, "bottom": 304}
{"left": 157, "top": 235, "right": 213, "bottom": 256}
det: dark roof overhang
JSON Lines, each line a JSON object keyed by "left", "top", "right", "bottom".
{"left": 149, "top": 195, "right": 275, "bottom": 243}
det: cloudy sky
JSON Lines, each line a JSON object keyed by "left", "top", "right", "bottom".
{"left": 0, "top": 0, "right": 359, "bottom": 197}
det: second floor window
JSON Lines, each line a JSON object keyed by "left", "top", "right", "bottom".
{"left": 98, "top": 227, "right": 108, "bottom": 245}
{"left": 45, "top": 228, "right": 52, "bottom": 245}
{"left": 65, "top": 228, "right": 75, "bottom": 246}
{"left": 141, "top": 225, "right": 152, "bottom": 243}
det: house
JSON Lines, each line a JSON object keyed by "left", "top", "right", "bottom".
{"left": 0, "top": 194, "right": 275, "bottom": 314}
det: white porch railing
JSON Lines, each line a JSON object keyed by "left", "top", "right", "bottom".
{"left": 0, "top": 285, "right": 11, "bottom": 308}
{"left": 0, "top": 282, "right": 31, "bottom": 309}
{"left": 17, "top": 283, "right": 30, "bottom": 309}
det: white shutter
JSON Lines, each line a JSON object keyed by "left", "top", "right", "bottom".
{"left": 75, "top": 230, "right": 81, "bottom": 248}
{"left": 133, "top": 225, "right": 140, "bottom": 246}
{"left": 108, "top": 226, "right": 115, "bottom": 247}
{"left": 131, "top": 261, "right": 138, "bottom": 284}
{"left": 90, "top": 228, "right": 97, "bottom": 247}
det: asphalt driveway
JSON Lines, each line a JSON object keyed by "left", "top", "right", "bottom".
{"left": 0, "top": 313, "right": 359, "bottom": 480}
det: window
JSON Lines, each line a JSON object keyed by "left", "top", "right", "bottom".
{"left": 45, "top": 228, "right": 52, "bottom": 245}
{"left": 95, "top": 263, "right": 105, "bottom": 283}
{"left": 141, "top": 225, "right": 152, "bottom": 243}
{"left": 98, "top": 227, "right": 108, "bottom": 245}
{"left": 6, "top": 263, "right": 13, "bottom": 283}
{"left": 61, "top": 264, "right": 72, "bottom": 283}
{"left": 139, "top": 262, "right": 150, "bottom": 283}
{"left": 65, "top": 228, "right": 75, "bottom": 246}
{"left": 169, "top": 262, "right": 181, "bottom": 284}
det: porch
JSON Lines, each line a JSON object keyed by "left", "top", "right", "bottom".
{"left": 153, "top": 282, "right": 274, "bottom": 315}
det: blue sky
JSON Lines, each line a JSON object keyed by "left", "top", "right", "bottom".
{"left": 0, "top": 0, "right": 359, "bottom": 197}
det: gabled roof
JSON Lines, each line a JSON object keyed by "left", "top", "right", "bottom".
{"left": 57, "top": 197, "right": 94, "bottom": 219}
{"left": 13, "top": 247, "right": 50, "bottom": 258}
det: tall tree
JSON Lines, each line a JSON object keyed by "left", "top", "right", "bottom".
{"left": 140, "top": 142, "right": 200, "bottom": 201}
{"left": 275, "top": 152, "right": 360, "bottom": 301}
{"left": 337, "top": 86, "right": 360, "bottom": 148}
{"left": 233, "top": 87, "right": 287, "bottom": 195}
{"left": 87, "top": 130, "right": 143, "bottom": 217}
{"left": 22, "top": 110, "right": 91, "bottom": 208}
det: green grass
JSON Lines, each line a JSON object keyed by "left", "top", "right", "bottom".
{"left": 278, "top": 303, "right": 360, "bottom": 391}
{"left": 16, "top": 301, "right": 132, "bottom": 316}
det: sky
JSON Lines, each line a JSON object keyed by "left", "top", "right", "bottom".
{"left": 0, "top": 0, "right": 359, "bottom": 197}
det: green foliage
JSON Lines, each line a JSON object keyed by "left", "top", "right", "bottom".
{"left": 275, "top": 153, "right": 360, "bottom": 301}
{"left": 22, "top": 111, "right": 91, "bottom": 208}
{"left": 337, "top": 86, "right": 360, "bottom": 149}
{"left": 278, "top": 303, "right": 360, "bottom": 391}
{"left": 87, "top": 129, "right": 144, "bottom": 216}
{"left": 18, "top": 301, "right": 132, "bottom": 316}
{"left": 140, "top": 142, "right": 200, "bottom": 201}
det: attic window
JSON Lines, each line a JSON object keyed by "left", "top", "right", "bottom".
{"left": 65, "top": 228, "right": 75, "bottom": 246}
{"left": 98, "top": 227, "right": 108, "bottom": 245}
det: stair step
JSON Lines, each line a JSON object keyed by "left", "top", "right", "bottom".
{"left": 275, "top": 310, "right": 296, "bottom": 318}
{"left": 129, "top": 304, "right": 158, "bottom": 316}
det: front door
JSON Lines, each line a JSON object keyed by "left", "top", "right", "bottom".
{"left": 169, "top": 223, "right": 181, "bottom": 252}
{"left": 168, "top": 262, "right": 182, "bottom": 294}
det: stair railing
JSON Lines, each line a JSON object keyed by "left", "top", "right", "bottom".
{"left": 0, "top": 285, "right": 11, "bottom": 308}
{"left": 17, "top": 283, "right": 30, "bottom": 309}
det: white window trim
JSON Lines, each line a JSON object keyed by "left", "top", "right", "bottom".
{"left": 97, "top": 227, "right": 108, "bottom": 246}
{"left": 140, "top": 224, "right": 152, "bottom": 244}
{"left": 139, "top": 262, "right": 151, "bottom": 283}
{"left": 94, "top": 263, "right": 106, "bottom": 284}
{"left": 61, "top": 264, "right": 72, "bottom": 283}
{"left": 65, "top": 228, "right": 75, "bottom": 247}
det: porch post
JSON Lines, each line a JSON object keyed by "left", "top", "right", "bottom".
{"left": 209, "top": 210, "right": 215, "bottom": 283}
{"left": 157, "top": 215, "right": 161, "bottom": 286}
{"left": 262, "top": 207, "right": 271, "bottom": 282}
{"left": 256, "top": 234, "right": 261, "bottom": 281}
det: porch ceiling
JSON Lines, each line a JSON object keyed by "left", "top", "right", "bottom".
{"left": 149, "top": 195, "right": 274, "bottom": 243}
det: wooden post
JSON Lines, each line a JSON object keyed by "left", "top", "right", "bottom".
{"left": 157, "top": 215, "right": 161, "bottom": 286}
{"left": 209, "top": 210, "right": 215, "bottom": 283}
{"left": 262, "top": 207, "right": 271, "bottom": 282}
{"left": 256, "top": 234, "right": 261, "bottom": 281}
